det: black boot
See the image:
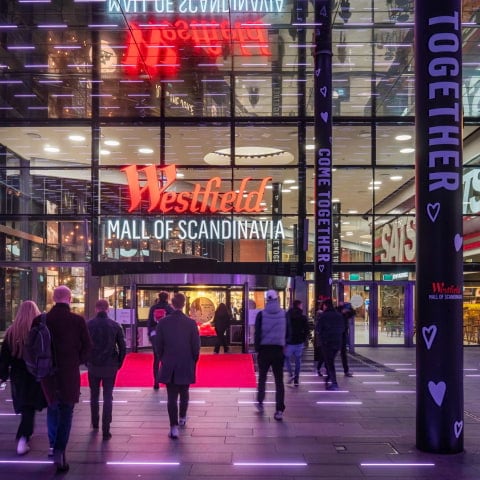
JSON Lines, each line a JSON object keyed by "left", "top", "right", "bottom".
{"left": 53, "top": 449, "right": 69, "bottom": 473}
{"left": 103, "top": 424, "right": 112, "bottom": 440}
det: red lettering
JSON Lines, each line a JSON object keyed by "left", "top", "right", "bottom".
{"left": 122, "top": 18, "right": 271, "bottom": 78}
{"left": 122, "top": 164, "right": 270, "bottom": 214}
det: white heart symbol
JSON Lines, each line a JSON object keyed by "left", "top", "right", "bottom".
{"left": 454, "top": 420, "right": 463, "bottom": 438}
{"left": 321, "top": 112, "right": 328, "bottom": 123}
{"left": 422, "top": 325, "right": 437, "bottom": 350}
{"left": 427, "top": 203, "right": 440, "bottom": 222}
{"left": 428, "top": 381, "right": 446, "bottom": 407}
{"left": 319, "top": 264, "right": 325, "bottom": 272}
{"left": 454, "top": 234, "right": 463, "bottom": 252}
{"left": 320, "top": 86, "right": 327, "bottom": 97}
{"left": 315, "top": 68, "right": 321, "bottom": 77}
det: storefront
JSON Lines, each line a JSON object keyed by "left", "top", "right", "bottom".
{"left": 0, "top": 1, "right": 479, "bottom": 348}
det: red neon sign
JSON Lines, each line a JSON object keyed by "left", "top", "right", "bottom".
{"left": 122, "top": 164, "right": 271, "bottom": 214}
{"left": 122, "top": 19, "right": 271, "bottom": 78}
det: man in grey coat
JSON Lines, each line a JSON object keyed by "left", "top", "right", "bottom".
{"left": 154, "top": 293, "right": 200, "bottom": 439}
{"left": 254, "top": 290, "right": 287, "bottom": 421}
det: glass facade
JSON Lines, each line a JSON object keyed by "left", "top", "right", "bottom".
{"left": 0, "top": 0, "right": 479, "bottom": 346}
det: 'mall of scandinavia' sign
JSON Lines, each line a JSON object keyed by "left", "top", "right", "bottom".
{"left": 102, "top": 164, "right": 285, "bottom": 242}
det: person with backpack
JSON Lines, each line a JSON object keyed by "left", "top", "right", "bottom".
{"left": 147, "top": 291, "right": 173, "bottom": 390}
{"left": 284, "top": 299, "right": 310, "bottom": 387}
{"left": 86, "top": 299, "right": 126, "bottom": 440}
{"left": 0, "top": 300, "right": 47, "bottom": 456}
{"left": 38, "top": 285, "right": 91, "bottom": 473}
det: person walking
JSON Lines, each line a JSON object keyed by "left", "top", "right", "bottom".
{"left": 39, "top": 285, "right": 92, "bottom": 472}
{"left": 154, "top": 293, "right": 200, "bottom": 439}
{"left": 147, "top": 291, "right": 174, "bottom": 390}
{"left": 313, "top": 300, "right": 326, "bottom": 376}
{"left": 0, "top": 300, "right": 47, "bottom": 456}
{"left": 316, "top": 298, "right": 345, "bottom": 391}
{"left": 254, "top": 290, "right": 287, "bottom": 421}
{"left": 87, "top": 299, "right": 126, "bottom": 440}
{"left": 212, "top": 302, "right": 232, "bottom": 354}
{"left": 284, "top": 299, "right": 310, "bottom": 387}
{"left": 337, "top": 301, "right": 355, "bottom": 377}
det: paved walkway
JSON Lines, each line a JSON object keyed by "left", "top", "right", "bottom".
{"left": 1, "top": 346, "right": 480, "bottom": 479}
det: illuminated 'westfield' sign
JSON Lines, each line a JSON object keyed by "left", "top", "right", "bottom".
{"left": 122, "top": 164, "right": 271, "bottom": 214}
{"left": 123, "top": 20, "right": 271, "bottom": 78}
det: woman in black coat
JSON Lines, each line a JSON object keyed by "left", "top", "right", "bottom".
{"left": 212, "top": 303, "right": 232, "bottom": 354}
{"left": 0, "top": 300, "right": 47, "bottom": 455}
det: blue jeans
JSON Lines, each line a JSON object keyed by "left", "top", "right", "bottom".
{"left": 47, "top": 402, "right": 74, "bottom": 452}
{"left": 284, "top": 343, "right": 304, "bottom": 381}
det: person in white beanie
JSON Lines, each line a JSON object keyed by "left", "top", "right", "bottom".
{"left": 254, "top": 290, "right": 287, "bottom": 421}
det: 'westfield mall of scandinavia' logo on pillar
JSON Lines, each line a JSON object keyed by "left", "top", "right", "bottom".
{"left": 428, "top": 282, "right": 462, "bottom": 301}
{"left": 121, "top": 164, "right": 272, "bottom": 214}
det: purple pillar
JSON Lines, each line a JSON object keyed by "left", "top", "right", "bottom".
{"left": 415, "top": 0, "right": 464, "bottom": 453}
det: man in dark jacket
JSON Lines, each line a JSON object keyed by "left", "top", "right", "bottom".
{"left": 154, "top": 293, "right": 200, "bottom": 440}
{"left": 87, "top": 299, "right": 126, "bottom": 440}
{"left": 39, "top": 285, "right": 91, "bottom": 473}
{"left": 284, "top": 299, "right": 310, "bottom": 387}
{"left": 338, "top": 302, "right": 355, "bottom": 377}
{"left": 315, "top": 298, "right": 345, "bottom": 391}
{"left": 147, "top": 291, "right": 174, "bottom": 390}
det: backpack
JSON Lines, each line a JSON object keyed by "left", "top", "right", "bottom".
{"left": 24, "top": 312, "right": 55, "bottom": 381}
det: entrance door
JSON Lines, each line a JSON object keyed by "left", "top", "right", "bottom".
{"left": 336, "top": 281, "right": 414, "bottom": 347}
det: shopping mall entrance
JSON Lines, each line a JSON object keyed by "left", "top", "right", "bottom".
{"left": 335, "top": 281, "right": 415, "bottom": 347}
{"left": 106, "top": 282, "right": 288, "bottom": 353}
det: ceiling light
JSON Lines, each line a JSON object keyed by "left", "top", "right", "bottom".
{"left": 284, "top": 179, "right": 295, "bottom": 184}
{"left": 138, "top": 147, "right": 154, "bottom": 154}
{"left": 395, "top": 134, "right": 412, "bottom": 141}
{"left": 68, "top": 134, "right": 85, "bottom": 142}
{"left": 204, "top": 147, "right": 294, "bottom": 166}
{"left": 390, "top": 175, "right": 403, "bottom": 181}
{"left": 44, "top": 146, "right": 59, "bottom": 153}
{"left": 400, "top": 147, "right": 415, "bottom": 154}
{"left": 306, "top": 144, "right": 315, "bottom": 150}
{"left": 104, "top": 140, "right": 120, "bottom": 146}
{"left": 100, "top": 149, "right": 110, "bottom": 155}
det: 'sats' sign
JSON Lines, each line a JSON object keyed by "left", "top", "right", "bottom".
{"left": 122, "top": 19, "right": 271, "bottom": 78}
{"left": 122, "top": 163, "right": 271, "bottom": 214}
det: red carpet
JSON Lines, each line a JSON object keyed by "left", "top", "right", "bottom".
{"left": 80, "top": 352, "right": 257, "bottom": 388}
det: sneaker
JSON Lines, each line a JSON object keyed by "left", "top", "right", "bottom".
{"left": 287, "top": 375, "right": 295, "bottom": 384}
{"left": 326, "top": 383, "right": 339, "bottom": 391}
{"left": 48, "top": 447, "right": 54, "bottom": 457}
{"left": 168, "top": 426, "right": 179, "bottom": 439}
{"left": 16, "top": 437, "right": 30, "bottom": 456}
{"left": 344, "top": 372, "right": 353, "bottom": 377}
{"left": 274, "top": 411, "right": 283, "bottom": 421}
{"left": 317, "top": 370, "right": 323, "bottom": 377}
{"left": 294, "top": 381, "right": 299, "bottom": 387}
{"left": 153, "top": 383, "right": 160, "bottom": 391}
{"left": 255, "top": 402, "right": 264, "bottom": 413}
{"left": 178, "top": 417, "right": 187, "bottom": 427}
